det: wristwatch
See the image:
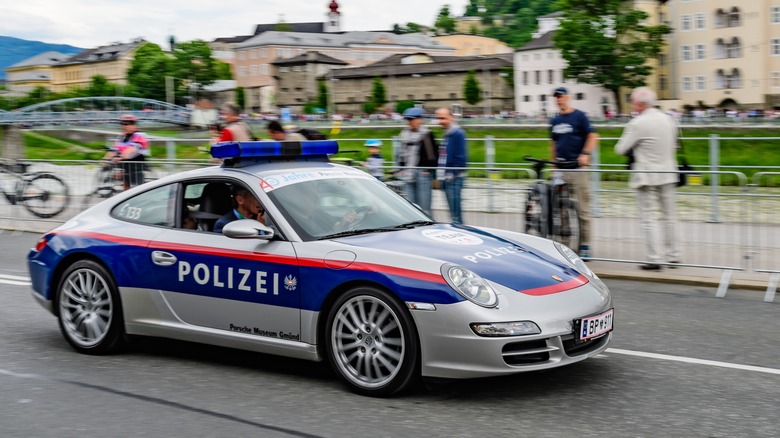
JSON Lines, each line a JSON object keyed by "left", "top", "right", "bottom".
{"left": 580, "top": 151, "right": 591, "bottom": 155}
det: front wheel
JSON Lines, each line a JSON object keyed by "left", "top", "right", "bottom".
{"left": 325, "top": 286, "right": 420, "bottom": 397}
{"left": 552, "top": 198, "right": 582, "bottom": 251}
{"left": 524, "top": 184, "right": 547, "bottom": 237}
{"left": 20, "top": 173, "right": 69, "bottom": 218}
{"left": 56, "top": 260, "right": 127, "bottom": 354}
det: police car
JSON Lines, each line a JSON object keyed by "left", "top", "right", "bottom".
{"left": 27, "top": 141, "right": 613, "bottom": 396}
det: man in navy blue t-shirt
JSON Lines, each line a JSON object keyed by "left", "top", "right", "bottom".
{"left": 549, "top": 86, "right": 599, "bottom": 258}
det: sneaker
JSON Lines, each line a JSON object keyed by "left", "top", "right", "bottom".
{"left": 579, "top": 245, "right": 591, "bottom": 259}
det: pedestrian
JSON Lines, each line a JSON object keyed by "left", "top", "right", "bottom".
{"left": 210, "top": 102, "right": 255, "bottom": 143}
{"left": 614, "top": 87, "right": 681, "bottom": 270}
{"left": 361, "top": 139, "right": 385, "bottom": 180}
{"left": 435, "top": 107, "right": 467, "bottom": 225}
{"left": 398, "top": 107, "right": 438, "bottom": 216}
{"left": 549, "top": 86, "right": 599, "bottom": 258}
{"left": 267, "top": 120, "right": 306, "bottom": 141}
{"left": 103, "top": 114, "right": 150, "bottom": 190}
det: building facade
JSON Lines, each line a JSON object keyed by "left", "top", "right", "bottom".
{"left": 4, "top": 51, "right": 71, "bottom": 96}
{"left": 321, "top": 53, "right": 514, "bottom": 115}
{"left": 272, "top": 51, "right": 348, "bottom": 113}
{"left": 49, "top": 39, "right": 147, "bottom": 93}
{"left": 433, "top": 34, "right": 513, "bottom": 56}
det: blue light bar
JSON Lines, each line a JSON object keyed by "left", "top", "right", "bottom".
{"left": 210, "top": 140, "right": 339, "bottom": 160}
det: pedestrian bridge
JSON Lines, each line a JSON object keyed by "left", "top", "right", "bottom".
{"left": 0, "top": 97, "right": 191, "bottom": 126}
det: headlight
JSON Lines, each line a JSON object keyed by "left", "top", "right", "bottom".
{"left": 554, "top": 241, "right": 595, "bottom": 278}
{"left": 442, "top": 264, "right": 498, "bottom": 308}
{"left": 470, "top": 321, "right": 541, "bottom": 337}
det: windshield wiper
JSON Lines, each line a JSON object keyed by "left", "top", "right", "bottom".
{"left": 392, "top": 220, "right": 438, "bottom": 229}
{"left": 318, "top": 227, "right": 396, "bottom": 240}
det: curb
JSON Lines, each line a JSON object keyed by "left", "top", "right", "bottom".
{"left": 593, "top": 269, "right": 769, "bottom": 292}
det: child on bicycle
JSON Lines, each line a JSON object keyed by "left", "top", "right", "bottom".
{"left": 361, "top": 139, "right": 385, "bottom": 180}
{"left": 103, "top": 114, "right": 150, "bottom": 190}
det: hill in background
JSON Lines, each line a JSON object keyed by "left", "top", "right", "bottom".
{"left": 0, "top": 36, "right": 83, "bottom": 80}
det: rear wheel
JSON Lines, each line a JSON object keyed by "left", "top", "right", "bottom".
{"left": 325, "top": 286, "right": 420, "bottom": 397}
{"left": 56, "top": 260, "right": 127, "bottom": 354}
{"left": 20, "top": 173, "right": 69, "bottom": 218}
{"left": 552, "top": 198, "right": 582, "bottom": 251}
{"left": 524, "top": 184, "right": 547, "bottom": 237}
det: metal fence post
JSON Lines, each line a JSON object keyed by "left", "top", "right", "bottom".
{"left": 709, "top": 134, "right": 721, "bottom": 223}
{"left": 166, "top": 139, "right": 176, "bottom": 173}
{"left": 485, "top": 136, "right": 495, "bottom": 213}
{"left": 591, "top": 146, "right": 601, "bottom": 218}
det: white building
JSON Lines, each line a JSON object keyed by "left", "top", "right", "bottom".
{"left": 514, "top": 12, "right": 615, "bottom": 118}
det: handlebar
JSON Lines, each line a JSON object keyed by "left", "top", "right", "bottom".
{"left": 523, "top": 155, "right": 580, "bottom": 168}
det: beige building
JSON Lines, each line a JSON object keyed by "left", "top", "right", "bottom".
{"left": 434, "top": 34, "right": 513, "bottom": 56}
{"left": 667, "top": 0, "right": 780, "bottom": 109}
{"left": 322, "top": 53, "right": 514, "bottom": 115}
{"left": 4, "top": 51, "right": 72, "bottom": 96}
{"left": 50, "top": 39, "right": 147, "bottom": 93}
{"left": 272, "top": 52, "right": 348, "bottom": 113}
{"left": 234, "top": 31, "right": 455, "bottom": 113}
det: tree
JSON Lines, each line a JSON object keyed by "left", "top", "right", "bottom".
{"left": 127, "top": 43, "right": 171, "bottom": 101}
{"left": 215, "top": 61, "right": 233, "bottom": 80}
{"left": 395, "top": 100, "right": 416, "bottom": 114}
{"left": 275, "top": 15, "right": 292, "bottom": 32}
{"left": 392, "top": 22, "right": 424, "bottom": 34}
{"left": 463, "top": 70, "right": 482, "bottom": 106}
{"left": 370, "top": 76, "right": 387, "bottom": 110}
{"left": 464, "top": 0, "right": 481, "bottom": 16}
{"left": 316, "top": 79, "right": 329, "bottom": 112}
{"left": 236, "top": 86, "right": 246, "bottom": 110}
{"left": 435, "top": 5, "right": 457, "bottom": 34}
{"left": 171, "top": 40, "right": 221, "bottom": 103}
{"left": 554, "top": 0, "right": 672, "bottom": 113}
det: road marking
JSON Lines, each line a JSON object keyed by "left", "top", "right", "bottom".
{"left": 607, "top": 348, "right": 780, "bottom": 375}
{"left": 0, "top": 274, "right": 31, "bottom": 286}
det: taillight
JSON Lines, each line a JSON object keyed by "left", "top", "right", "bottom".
{"left": 34, "top": 235, "right": 49, "bottom": 252}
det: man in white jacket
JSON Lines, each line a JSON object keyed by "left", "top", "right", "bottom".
{"left": 614, "top": 87, "right": 681, "bottom": 270}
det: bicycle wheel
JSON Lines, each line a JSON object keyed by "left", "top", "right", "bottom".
{"left": 523, "top": 184, "right": 547, "bottom": 237}
{"left": 551, "top": 197, "right": 582, "bottom": 251}
{"left": 91, "top": 167, "right": 122, "bottom": 201}
{"left": 20, "top": 172, "right": 70, "bottom": 218}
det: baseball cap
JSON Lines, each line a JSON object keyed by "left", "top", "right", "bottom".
{"left": 402, "top": 107, "right": 425, "bottom": 119}
{"left": 364, "top": 139, "right": 382, "bottom": 147}
{"left": 553, "top": 87, "right": 569, "bottom": 96}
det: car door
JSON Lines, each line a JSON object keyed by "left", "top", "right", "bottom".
{"left": 144, "top": 180, "right": 302, "bottom": 342}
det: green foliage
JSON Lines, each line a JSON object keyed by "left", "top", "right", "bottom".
{"left": 236, "top": 86, "right": 246, "bottom": 110}
{"left": 371, "top": 76, "right": 387, "bottom": 108}
{"left": 275, "top": 20, "right": 293, "bottom": 32}
{"left": 127, "top": 43, "right": 171, "bottom": 101}
{"left": 465, "top": 0, "right": 481, "bottom": 16}
{"left": 303, "top": 102, "right": 319, "bottom": 114}
{"left": 395, "top": 100, "right": 416, "bottom": 114}
{"left": 317, "top": 80, "right": 329, "bottom": 112}
{"left": 435, "top": 5, "right": 457, "bottom": 34}
{"left": 476, "top": 0, "right": 558, "bottom": 48}
{"left": 215, "top": 61, "right": 233, "bottom": 80}
{"left": 171, "top": 40, "right": 220, "bottom": 102}
{"left": 554, "top": 0, "right": 672, "bottom": 113}
{"left": 463, "top": 70, "right": 482, "bottom": 106}
{"left": 362, "top": 102, "right": 377, "bottom": 115}
{"left": 392, "top": 22, "right": 424, "bottom": 34}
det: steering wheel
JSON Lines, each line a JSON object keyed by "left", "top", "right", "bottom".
{"left": 343, "top": 206, "right": 373, "bottom": 230}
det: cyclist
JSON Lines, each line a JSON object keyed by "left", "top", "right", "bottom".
{"left": 549, "top": 86, "right": 599, "bottom": 258}
{"left": 103, "top": 114, "right": 150, "bottom": 190}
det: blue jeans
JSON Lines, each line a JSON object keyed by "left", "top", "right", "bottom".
{"left": 443, "top": 175, "right": 464, "bottom": 224}
{"left": 404, "top": 170, "right": 433, "bottom": 216}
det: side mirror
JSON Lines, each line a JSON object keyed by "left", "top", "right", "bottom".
{"left": 222, "top": 219, "right": 275, "bottom": 240}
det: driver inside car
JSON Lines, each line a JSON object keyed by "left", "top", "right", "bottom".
{"left": 214, "top": 186, "right": 266, "bottom": 233}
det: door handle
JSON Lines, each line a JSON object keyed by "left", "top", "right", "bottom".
{"left": 151, "top": 251, "right": 177, "bottom": 266}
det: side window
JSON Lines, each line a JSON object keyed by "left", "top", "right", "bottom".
{"left": 112, "top": 184, "right": 175, "bottom": 226}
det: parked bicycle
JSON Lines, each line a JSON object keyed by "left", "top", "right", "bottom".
{"left": 523, "top": 156, "right": 582, "bottom": 252}
{"left": 0, "top": 159, "right": 70, "bottom": 218}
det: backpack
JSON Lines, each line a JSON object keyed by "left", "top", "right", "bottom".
{"left": 296, "top": 128, "right": 328, "bottom": 140}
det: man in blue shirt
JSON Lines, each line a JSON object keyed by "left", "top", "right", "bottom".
{"left": 436, "top": 107, "right": 467, "bottom": 225}
{"left": 549, "top": 87, "right": 599, "bottom": 258}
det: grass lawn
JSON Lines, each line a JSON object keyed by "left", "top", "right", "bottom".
{"left": 18, "top": 125, "right": 780, "bottom": 184}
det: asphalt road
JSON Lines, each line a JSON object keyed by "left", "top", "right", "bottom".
{"left": 1, "top": 231, "right": 778, "bottom": 438}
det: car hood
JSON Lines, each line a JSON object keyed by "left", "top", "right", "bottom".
{"left": 337, "top": 224, "right": 587, "bottom": 295}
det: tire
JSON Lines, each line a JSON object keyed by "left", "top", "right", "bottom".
{"left": 524, "top": 184, "right": 547, "bottom": 237}
{"left": 325, "top": 286, "right": 420, "bottom": 397}
{"left": 56, "top": 260, "right": 127, "bottom": 355}
{"left": 20, "top": 173, "right": 69, "bottom": 219}
{"left": 552, "top": 198, "right": 582, "bottom": 251}
{"left": 90, "top": 167, "right": 122, "bottom": 203}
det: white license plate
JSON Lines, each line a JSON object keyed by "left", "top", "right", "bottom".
{"left": 578, "top": 308, "right": 614, "bottom": 341}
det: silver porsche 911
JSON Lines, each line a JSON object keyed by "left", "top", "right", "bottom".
{"left": 28, "top": 141, "right": 613, "bottom": 396}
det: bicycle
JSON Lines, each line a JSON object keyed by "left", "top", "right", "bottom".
{"left": 0, "top": 159, "right": 70, "bottom": 219}
{"left": 91, "top": 160, "right": 156, "bottom": 201}
{"left": 523, "top": 156, "right": 582, "bottom": 252}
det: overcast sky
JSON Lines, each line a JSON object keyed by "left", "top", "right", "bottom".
{"left": 2, "top": 0, "right": 472, "bottom": 49}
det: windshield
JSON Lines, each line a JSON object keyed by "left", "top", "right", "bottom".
{"left": 268, "top": 176, "right": 432, "bottom": 240}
